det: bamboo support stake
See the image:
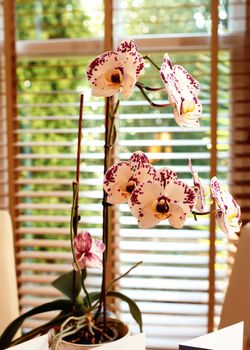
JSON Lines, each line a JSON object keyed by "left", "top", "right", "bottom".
{"left": 74, "top": 94, "right": 84, "bottom": 233}
{"left": 102, "top": 0, "right": 114, "bottom": 331}
{"left": 72, "top": 94, "right": 84, "bottom": 308}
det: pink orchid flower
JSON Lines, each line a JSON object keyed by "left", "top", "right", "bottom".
{"left": 103, "top": 151, "right": 156, "bottom": 204}
{"left": 73, "top": 230, "right": 105, "bottom": 270}
{"left": 210, "top": 176, "right": 241, "bottom": 236}
{"left": 86, "top": 40, "right": 144, "bottom": 98}
{"left": 160, "top": 53, "right": 202, "bottom": 128}
{"left": 189, "top": 159, "right": 207, "bottom": 212}
{"left": 129, "top": 167, "right": 196, "bottom": 229}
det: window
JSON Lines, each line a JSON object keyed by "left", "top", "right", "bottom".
{"left": 1, "top": 1, "right": 249, "bottom": 349}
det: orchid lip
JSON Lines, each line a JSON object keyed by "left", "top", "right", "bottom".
{"left": 153, "top": 197, "right": 171, "bottom": 220}
{"left": 111, "top": 74, "right": 121, "bottom": 83}
{"left": 126, "top": 180, "right": 136, "bottom": 193}
{"left": 181, "top": 99, "right": 196, "bottom": 114}
{"left": 105, "top": 68, "right": 123, "bottom": 85}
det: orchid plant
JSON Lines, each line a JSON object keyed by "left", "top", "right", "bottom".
{"left": 0, "top": 39, "right": 242, "bottom": 350}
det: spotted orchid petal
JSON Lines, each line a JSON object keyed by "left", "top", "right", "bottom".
{"left": 129, "top": 150, "right": 150, "bottom": 170}
{"left": 104, "top": 151, "right": 156, "bottom": 204}
{"left": 129, "top": 151, "right": 157, "bottom": 182}
{"left": 103, "top": 161, "right": 132, "bottom": 204}
{"left": 86, "top": 51, "right": 121, "bottom": 97}
{"left": 172, "top": 64, "right": 200, "bottom": 96}
{"left": 210, "top": 177, "right": 240, "bottom": 216}
{"left": 87, "top": 40, "right": 144, "bottom": 98}
{"left": 157, "top": 167, "right": 178, "bottom": 187}
{"left": 117, "top": 40, "right": 144, "bottom": 97}
{"left": 216, "top": 210, "right": 241, "bottom": 237}
{"left": 135, "top": 201, "right": 162, "bottom": 229}
{"left": 129, "top": 181, "right": 162, "bottom": 227}
{"left": 74, "top": 230, "right": 91, "bottom": 256}
{"left": 160, "top": 53, "right": 202, "bottom": 128}
{"left": 189, "top": 159, "right": 206, "bottom": 212}
{"left": 210, "top": 176, "right": 241, "bottom": 236}
{"left": 73, "top": 231, "right": 105, "bottom": 270}
{"left": 168, "top": 202, "right": 186, "bottom": 229}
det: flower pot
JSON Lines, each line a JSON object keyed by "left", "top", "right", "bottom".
{"left": 50, "top": 320, "right": 130, "bottom": 350}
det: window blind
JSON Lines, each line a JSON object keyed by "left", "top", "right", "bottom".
{"left": 229, "top": 1, "right": 250, "bottom": 225}
{"left": 1, "top": 1, "right": 245, "bottom": 349}
{"left": 0, "top": 0, "right": 7, "bottom": 210}
{"left": 0, "top": 0, "right": 17, "bottom": 213}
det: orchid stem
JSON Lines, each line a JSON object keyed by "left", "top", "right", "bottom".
{"left": 70, "top": 182, "right": 79, "bottom": 265}
{"left": 136, "top": 83, "right": 173, "bottom": 108}
{"left": 192, "top": 210, "right": 215, "bottom": 221}
{"left": 113, "top": 99, "right": 120, "bottom": 116}
{"left": 143, "top": 55, "right": 161, "bottom": 70}
{"left": 136, "top": 81, "right": 165, "bottom": 92}
{"left": 192, "top": 210, "right": 212, "bottom": 216}
{"left": 105, "top": 261, "right": 142, "bottom": 293}
{"left": 81, "top": 270, "right": 91, "bottom": 309}
{"left": 71, "top": 94, "right": 84, "bottom": 309}
{"left": 108, "top": 99, "right": 119, "bottom": 148}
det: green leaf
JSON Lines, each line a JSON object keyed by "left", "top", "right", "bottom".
{"left": 0, "top": 299, "right": 73, "bottom": 350}
{"left": 52, "top": 270, "right": 81, "bottom": 300}
{"left": 4, "top": 311, "right": 73, "bottom": 348}
{"left": 107, "top": 291, "right": 143, "bottom": 332}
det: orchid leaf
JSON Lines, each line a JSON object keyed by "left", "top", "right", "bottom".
{"left": 107, "top": 290, "right": 143, "bottom": 332}
{"left": 0, "top": 299, "right": 72, "bottom": 350}
{"left": 3, "top": 311, "right": 73, "bottom": 349}
{"left": 51, "top": 270, "right": 81, "bottom": 300}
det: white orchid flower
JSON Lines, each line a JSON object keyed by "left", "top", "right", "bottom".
{"left": 129, "top": 167, "right": 196, "bottom": 229}
{"left": 160, "top": 53, "right": 202, "bottom": 128}
{"left": 86, "top": 40, "right": 144, "bottom": 98}
{"left": 210, "top": 176, "right": 241, "bottom": 236}
{"left": 103, "top": 151, "right": 156, "bottom": 204}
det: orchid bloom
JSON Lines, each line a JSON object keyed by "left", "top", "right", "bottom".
{"left": 129, "top": 167, "right": 196, "bottom": 229}
{"left": 189, "top": 159, "right": 207, "bottom": 212}
{"left": 103, "top": 151, "right": 156, "bottom": 204}
{"left": 73, "top": 230, "right": 105, "bottom": 270}
{"left": 160, "top": 53, "right": 202, "bottom": 128}
{"left": 86, "top": 40, "right": 144, "bottom": 98}
{"left": 210, "top": 176, "right": 241, "bottom": 236}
